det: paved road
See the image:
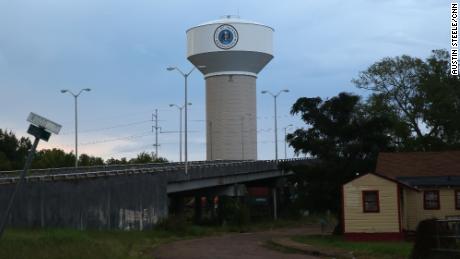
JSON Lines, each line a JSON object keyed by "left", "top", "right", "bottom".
{"left": 152, "top": 227, "right": 321, "bottom": 259}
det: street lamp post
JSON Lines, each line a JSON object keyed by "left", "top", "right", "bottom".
{"left": 170, "top": 103, "right": 191, "bottom": 162}
{"left": 61, "top": 88, "right": 91, "bottom": 168}
{"left": 261, "top": 89, "right": 289, "bottom": 161}
{"left": 167, "top": 66, "right": 204, "bottom": 174}
{"left": 283, "top": 124, "right": 293, "bottom": 159}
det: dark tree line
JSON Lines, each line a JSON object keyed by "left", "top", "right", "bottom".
{"left": 0, "top": 129, "right": 31, "bottom": 171}
{"left": 0, "top": 129, "right": 167, "bottom": 171}
{"left": 286, "top": 49, "right": 460, "bottom": 215}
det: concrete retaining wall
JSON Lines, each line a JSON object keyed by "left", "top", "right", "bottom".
{"left": 0, "top": 173, "right": 168, "bottom": 230}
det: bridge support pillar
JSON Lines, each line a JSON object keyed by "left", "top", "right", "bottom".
{"left": 273, "top": 188, "right": 278, "bottom": 220}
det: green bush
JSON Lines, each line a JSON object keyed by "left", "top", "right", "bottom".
{"left": 155, "top": 215, "right": 189, "bottom": 233}
{"left": 220, "top": 198, "right": 251, "bottom": 227}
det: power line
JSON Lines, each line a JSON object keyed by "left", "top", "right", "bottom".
{"left": 59, "top": 108, "right": 173, "bottom": 125}
{"left": 79, "top": 131, "right": 153, "bottom": 146}
{"left": 60, "top": 119, "right": 151, "bottom": 135}
{"left": 190, "top": 115, "right": 293, "bottom": 122}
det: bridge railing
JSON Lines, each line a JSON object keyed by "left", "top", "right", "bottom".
{"left": 0, "top": 158, "right": 312, "bottom": 184}
{"left": 167, "top": 158, "right": 306, "bottom": 183}
{"left": 0, "top": 160, "right": 240, "bottom": 177}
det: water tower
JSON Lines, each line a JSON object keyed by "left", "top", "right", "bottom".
{"left": 187, "top": 16, "right": 274, "bottom": 160}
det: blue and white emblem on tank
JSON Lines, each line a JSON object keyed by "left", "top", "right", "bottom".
{"left": 214, "top": 24, "right": 238, "bottom": 49}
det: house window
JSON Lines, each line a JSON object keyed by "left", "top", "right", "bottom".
{"left": 362, "top": 191, "right": 380, "bottom": 213}
{"left": 424, "top": 190, "right": 440, "bottom": 210}
{"left": 455, "top": 190, "right": 460, "bottom": 210}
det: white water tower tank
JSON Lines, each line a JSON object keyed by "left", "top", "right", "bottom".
{"left": 187, "top": 15, "right": 274, "bottom": 160}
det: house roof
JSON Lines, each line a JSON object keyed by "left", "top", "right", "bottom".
{"left": 375, "top": 151, "right": 460, "bottom": 179}
{"left": 343, "top": 172, "right": 419, "bottom": 191}
{"left": 397, "top": 176, "right": 460, "bottom": 187}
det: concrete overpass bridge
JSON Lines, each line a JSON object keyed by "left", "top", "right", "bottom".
{"left": 0, "top": 159, "right": 313, "bottom": 230}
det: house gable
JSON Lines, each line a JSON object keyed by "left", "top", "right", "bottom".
{"left": 343, "top": 173, "right": 400, "bottom": 236}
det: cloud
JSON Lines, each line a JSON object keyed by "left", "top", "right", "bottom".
{"left": 0, "top": 0, "right": 449, "bottom": 162}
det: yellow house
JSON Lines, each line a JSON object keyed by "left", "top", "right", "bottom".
{"left": 342, "top": 151, "right": 460, "bottom": 241}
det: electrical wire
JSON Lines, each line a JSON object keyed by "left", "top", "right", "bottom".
{"left": 61, "top": 119, "right": 152, "bottom": 135}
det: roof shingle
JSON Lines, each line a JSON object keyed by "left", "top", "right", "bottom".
{"left": 375, "top": 151, "right": 460, "bottom": 179}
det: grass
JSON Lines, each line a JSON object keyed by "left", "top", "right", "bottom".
{"left": 0, "top": 228, "right": 179, "bottom": 259}
{"left": 0, "top": 224, "right": 238, "bottom": 259}
{"left": 0, "top": 216, "right": 327, "bottom": 259}
{"left": 292, "top": 235, "right": 413, "bottom": 259}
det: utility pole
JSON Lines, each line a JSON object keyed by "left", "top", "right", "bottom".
{"left": 152, "top": 109, "right": 160, "bottom": 158}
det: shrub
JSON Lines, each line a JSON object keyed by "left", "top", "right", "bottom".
{"left": 155, "top": 215, "right": 189, "bottom": 233}
{"left": 220, "top": 198, "right": 250, "bottom": 227}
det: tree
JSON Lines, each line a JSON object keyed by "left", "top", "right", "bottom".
{"left": 106, "top": 157, "right": 128, "bottom": 165}
{"left": 353, "top": 49, "right": 460, "bottom": 150}
{"left": 286, "top": 93, "right": 395, "bottom": 213}
{"left": 128, "top": 152, "right": 167, "bottom": 164}
{"left": 32, "top": 148, "right": 75, "bottom": 169}
{"left": 0, "top": 130, "right": 169, "bottom": 170}
{"left": 288, "top": 93, "right": 394, "bottom": 163}
{"left": 79, "top": 154, "right": 104, "bottom": 167}
{"left": 0, "top": 152, "right": 13, "bottom": 171}
{"left": 418, "top": 50, "right": 460, "bottom": 148}
{"left": 0, "top": 129, "right": 31, "bottom": 170}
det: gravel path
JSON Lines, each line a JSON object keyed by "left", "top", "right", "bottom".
{"left": 152, "top": 226, "right": 322, "bottom": 259}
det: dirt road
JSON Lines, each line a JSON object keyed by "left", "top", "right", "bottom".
{"left": 152, "top": 227, "right": 321, "bottom": 259}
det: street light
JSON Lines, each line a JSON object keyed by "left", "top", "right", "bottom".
{"left": 167, "top": 65, "right": 205, "bottom": 174}
{"left": 61, "top": 88, "right": 91, "bottom": 168}
{"left": 170, "top": 103, "right": 192, "bottom": 162}
{"left": 283, "top": 124, "right": 293, "bottom": 159}
{"left": 261, "top": 89, "right": 289, "bottom": 161}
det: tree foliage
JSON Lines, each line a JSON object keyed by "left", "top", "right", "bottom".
{"left": 78, "top": 154, "right": 105, "bottom": 167}
{"left": 0, "top": 130, "right": 167, "bottom": 170}
{"left": 0, "top": 129, "right": 31, "bottom": 170}
{"left": 353, "top": 49, "right": 460, "bottom": 150}
{"left": 287, "top": 49, "right": 460, "bottom": 217}
{"left": 286, "top": 93, "right": 395, "bottom": 212}
{"left": 128, "top": 152, "right": 168, "bottom": 164}
{"left": 418, "top": 50, "right": 460, "bottom": 147}
{"left": 288, "top": 93, "right": 394, "bottom": 162}
{"left": 32, "top": 149, "right": 75, "bottom": 169}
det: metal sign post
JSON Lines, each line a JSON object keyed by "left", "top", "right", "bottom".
{"left": 0, "top": 113, "right": 61, "bottom": 238}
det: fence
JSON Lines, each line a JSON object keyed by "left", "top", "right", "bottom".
{"left": 432, "top": 219, "right": 460, "bottom": 258}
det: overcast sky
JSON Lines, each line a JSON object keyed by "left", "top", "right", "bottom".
{"left": 0, "top": 0, "right": 448, "bottom": 161}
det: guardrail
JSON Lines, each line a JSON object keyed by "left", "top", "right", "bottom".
{"left": 0, "top": 158, "right": 313, "bottom": 184}
{"left": 0, "top": 160, "right": 237, "bottom": 177}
